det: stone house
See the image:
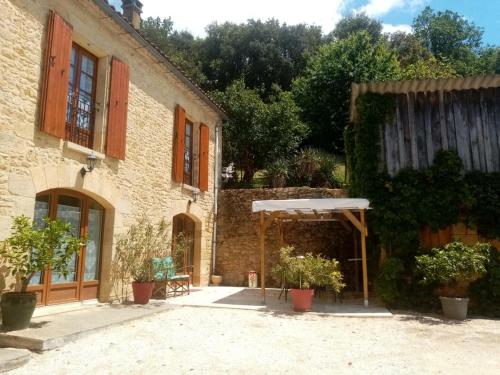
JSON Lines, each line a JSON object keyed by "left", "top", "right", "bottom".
{"left": 0, "top": 0, "right": 227, "bottom": 305}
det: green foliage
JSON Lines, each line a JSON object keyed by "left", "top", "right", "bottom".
{"left": 201, "top": 19, "right": 323, "bottom": 95}
{"left": 328, "top": 13, "right": 382, "bottom": 42}
{"left": 265, "top": 159, "right": 289, "bottom": 188}
{"left": 0, "top": 216, "right": 84, "bottom": 292}
{"left": 272, "top": 246, "right": 345, "bottom": 292}
{"left": 375, "top": 257, "right": 406, "bottom": 306}
{"left": 285, "top": 148, "right": 340, "bottom": 188}
{"left": 388, "top": 32, "right": 432, "bottom": 68}
{"left": 416, "top": 242, "right": 490, "bottom": 297}
{"left": 401, "top": 56, "right": 457, "bottom": 80}
{"left": 112, "top": 217, "right": 171, "bottom": 293}
{"left": 469, "top": 247, "right": 500, "bottom": 317}
{"left": 172, "top": 232, "right": 191, "bottom": 270}
{"left": 140, "top": 17, "right": 207, "bottom": 85}
{"left": 465, "top": 172, "right": 500, "bottom": 239}
{"left": 216, "top": 80, "right": 308, "bottom": 182}
{"left": 412, "top": 6, "right": 491, "bottom": 75}
{"left": 293, "top": 31, "right": 401, "bottom": 153}
{"left": 348, "top": 93, "right": 395, "bottom": 198}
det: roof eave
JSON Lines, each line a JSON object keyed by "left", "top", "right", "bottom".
{"left": 92, "top": 0, "right": 228, "bottom": 120}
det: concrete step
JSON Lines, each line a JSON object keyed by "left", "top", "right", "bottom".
{"left": 0, "top": 301, "right": 176, "bottom": 351}
{"left": 0, "top": 348, "right": 30, "bottom": 373}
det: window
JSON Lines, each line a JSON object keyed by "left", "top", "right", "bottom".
{"left": 183, "top": 120, "right": 194, "bottom": 185}
{"left": 66, "top": 44, "right": 98, "bottom": 148}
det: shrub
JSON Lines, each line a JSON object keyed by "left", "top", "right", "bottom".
{"left": 112, "top": 217, "right": 171, "bottom": 300}
{"left": 265, "top": 159, "right": 289, "bottom": 188}
{"left": 272, "top": 246, "right": 345, "bottom": 292}
{"left": 375, "top": 257, "right": 406, "bottom": 305}
{"left": 290, "top": 148, "right": 321, "bottom": 186}
{"left": 0, "top": 216, "right": 84, "bottom": 292}
{"left": 469, "top": 246, "right": 500, "bottom": 317}
{"left": 415, "top": 241, "right": 490, "bottom": 297}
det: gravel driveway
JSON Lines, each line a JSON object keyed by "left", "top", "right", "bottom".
{"left": 10, "top": 306, "right": 500, "bottom": 375}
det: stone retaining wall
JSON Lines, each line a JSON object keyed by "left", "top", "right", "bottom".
{"left": 215, "top": 188, "right": 359, "bottom": 287}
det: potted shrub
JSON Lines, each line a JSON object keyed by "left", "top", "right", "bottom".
{"left": 273, "top": 247, "right": 344, "bottom": 312}
{"left": 112, "top": 217, "right": 170, "bottom": 304}
{"left": 416, "top": 241, "right": 490, "bottom": 320}
{"left": 0, "top": 216, "right": 83, "bottom": 331}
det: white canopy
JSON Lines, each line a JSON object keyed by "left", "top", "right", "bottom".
{"left": 252, "top": 198, "right": 370, "bottom": 213}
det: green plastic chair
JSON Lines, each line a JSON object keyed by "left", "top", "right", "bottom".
{"left": 151, "top": 256, "right": 190, "bottom": 299}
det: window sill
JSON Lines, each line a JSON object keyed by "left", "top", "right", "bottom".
{"left": 64, "top": 141, "right": 105, "bottom": 160}
{"left": 182, "top": 184, "right": 201, "bottom": 194}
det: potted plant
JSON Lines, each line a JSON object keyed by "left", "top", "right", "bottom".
{"left": 0, "top": 216, "right": 83, "bottom": 331}
{"left": 416, "top": 241, "right": 490, "bottom": 320}
{"left": 113, "top": 217, "right": 170, "bottom": 304}
{"left": 273, "top": 247, "right": 344, "bottom": 312}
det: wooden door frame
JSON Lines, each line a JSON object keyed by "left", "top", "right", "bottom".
{"left": 28, "top": 189, "right": 104, "bottom": 305}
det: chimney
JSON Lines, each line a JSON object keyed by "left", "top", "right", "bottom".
{"left": 122, "top": 0, "right": 143, "bottom": 30}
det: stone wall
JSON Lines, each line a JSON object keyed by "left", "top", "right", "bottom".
{"left": 0, "top": 0, "right": 223, "bottom": 297}
{"left": 216, "top": 188, "right": 362, "bottom": 288}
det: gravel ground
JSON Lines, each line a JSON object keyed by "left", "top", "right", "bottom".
{"left": 10, "top": 306, "right": 500, "bottom": 375}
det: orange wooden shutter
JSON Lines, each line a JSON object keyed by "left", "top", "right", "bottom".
{"left": 199, "top": 123, "right": 210, "bottom": 191}
{"left": 173, "top": 105, "right": 186, "bottom": 182}
{"left": 106, "top": 57, "right": 129, "bottom": 160}
{"left": 39, "top": 11, "right": 73, "bottom": 138}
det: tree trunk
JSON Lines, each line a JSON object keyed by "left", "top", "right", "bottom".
{"left": 243, "top": 166, "right": 255, "bottom": 184}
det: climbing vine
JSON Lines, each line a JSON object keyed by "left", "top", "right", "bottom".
{"left": 347, "top": 92, "right": 500, "bottom": 315}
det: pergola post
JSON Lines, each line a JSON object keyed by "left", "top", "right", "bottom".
{"left": 360, "top": 209, "right": 369, "bottom": 307}
{"left": 259, "top": 211, "right": 266, "bottom": 303}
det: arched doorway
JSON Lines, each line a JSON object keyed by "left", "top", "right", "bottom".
{"left": 172, "top": 214, "right": 198, "bottom": 285}
{"left": 28, "top": 189, "right": 104, "bottom": 305}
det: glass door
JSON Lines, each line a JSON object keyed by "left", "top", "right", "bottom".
{"left": 46, "top": 194, "right": 82, "bottom": 304}
{"left": 28, "top": 190, "right": 104, "bottom": 305}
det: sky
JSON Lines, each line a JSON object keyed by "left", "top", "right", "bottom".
{"left": 109, "top": 0, "right": 500, "bottom": 45}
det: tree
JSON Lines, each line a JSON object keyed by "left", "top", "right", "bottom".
{"left": 140, "top": 17, "right": 207, "bottom": 85}
{"left": 402, "top": 56, "right": 457, "bottom": 80}
{"left": 293, "top": 31, "right": 401, "bottom": 153}
{"left": 200, "top": 19, "right": 323, "bottom": 95}
{"left": 215, "top": 80, "right": 308, "bottom": 182}
{"left": 388, "top": 31, "right": 432, "bottom": 68}
{"left": 412, "top": 7, "right": 486, "bottom": 75}
{"left": 328, "top": 13, "right": 382, "bottom": 42}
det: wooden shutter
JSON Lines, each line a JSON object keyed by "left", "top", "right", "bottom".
{"left": 173, "top": 105, "right": 186, "bottom": 183}
{"left": 106, "top": 57, "right": 129, "bottom": 160}
{"left": 199, "top": 123, "right": 210, "bottom": 191}
{"left": 39, "top": 11, "right": 73, "bottom": 138}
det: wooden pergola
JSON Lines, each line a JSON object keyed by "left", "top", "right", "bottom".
{"left": 252, "top": 198, "right": 371, "bottom": 307}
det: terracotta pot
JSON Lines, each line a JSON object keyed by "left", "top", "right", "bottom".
{"left": 132, "top": 282, "right": 154, "bottom": 304}
{"left": 1, "top": 292, "right": 37, "bottom": 331}
{"left": 290, "top": 288, "right": 314, "bottom": 312}
{"left": 211, "top": 275, "right": 222, "bottom": 285}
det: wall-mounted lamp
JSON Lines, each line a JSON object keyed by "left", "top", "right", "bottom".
{"left": 192, "top": 188, "right": 200, "bottom": 202}
{"left": 80, "top": 152, "right": 97, "bottom": 177}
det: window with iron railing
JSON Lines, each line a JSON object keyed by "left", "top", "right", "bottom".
{"left": 66, "top": 44, "right": 98, "bottom": 148}
{"left": 183, "top": 120, "right": 194, "bottom": 186}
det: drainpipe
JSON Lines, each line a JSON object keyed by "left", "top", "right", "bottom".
{"left": 211, "top": 122, "right": 222, "bottom": 275}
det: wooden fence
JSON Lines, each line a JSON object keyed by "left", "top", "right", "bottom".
{"left": 380, "top": 87, "right": 500, "bottom": 175}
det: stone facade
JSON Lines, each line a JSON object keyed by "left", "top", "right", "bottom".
{"left": 215, "top": 188, "right": 362, "bottom": 288}
{"left": 0, "top": 0, "right": 224, "bottom": 300}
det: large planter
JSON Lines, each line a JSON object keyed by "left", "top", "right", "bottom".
{"left": 439, "top": 296, "right": 469, "bottom": 320}
{"left": 211, "top": 275, "right": 222, "bottom": 286}
{"left": 132, "top": 282, "right": 154, "bottom": 304}
{"left": 290, "top": 288, "right": 314, "bottom": 312}
{"left": 1, "top": 292, "right": 37, "bottom": 331}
